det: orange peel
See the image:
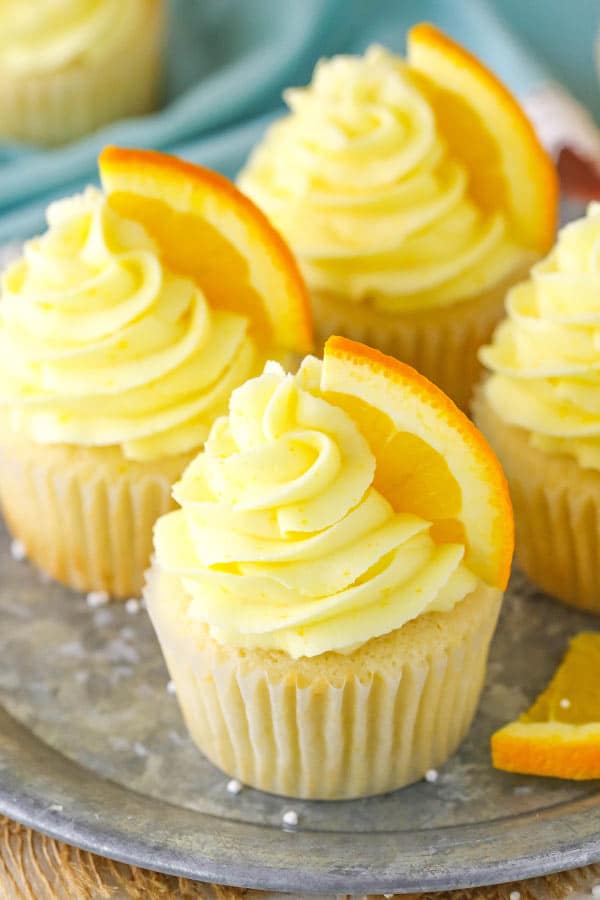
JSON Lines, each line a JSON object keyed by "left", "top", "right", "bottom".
{"left": 322, "top": 335, "right": 514, "bottom": 589}
{"left": 99, "top": 146, "right": 313, "bottom": 354}
{"left": 492, "top": 633, "right": 600, "bottom": 780}
{"left": 408, "top": 23, "right": 558, "bottom": 253}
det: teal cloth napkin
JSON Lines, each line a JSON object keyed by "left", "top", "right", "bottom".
{"left": 0, "top": 0, "right": 598, "bottom": 243}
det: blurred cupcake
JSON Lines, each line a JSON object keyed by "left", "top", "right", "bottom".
{"left": 147, "top": 335, "right": 513, "bottom": 798}
{"left": 0, "top": 1, "right": 165, "bottom": 146}
{"left": 0, "top": 147, "right": 311, "bottom": 597}
{"left": 239, "top": 25, "right": 557, "bottom": 410}
{"left": 476, "top": 204, "right": 600, "bottom": 613}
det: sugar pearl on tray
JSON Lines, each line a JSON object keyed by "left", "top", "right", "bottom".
{"left": 424, "top": 769, "right": 439, "bottom": 783}
{"left": 282, "top": 809, "right": 298, "bottom": 828}
{"left": 226, "top": 778, "right": 243, "bottom": 796}
{"left": 10, "top": 539, "right": 26, "bottom": 561}
{"left": 86, "top": 590, "right": 110, "bottom": 608}
{"left": 125, "top": 598, "right": 141, "bottom": 615}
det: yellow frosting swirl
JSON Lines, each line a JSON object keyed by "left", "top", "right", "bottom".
{"left": 238, "top": 45, "right": 524, "bottom": 313}
{"left": 481, "top": 203, "right": 600, "bottom": 470}
{"left": 0, "top": 187, "right": 259, "bottom": 461}
{"left": 0, "top": 0, "right": 149, "bottom": 75}
{"left": 154, "top": 357, "right": 477, "bottom": 657}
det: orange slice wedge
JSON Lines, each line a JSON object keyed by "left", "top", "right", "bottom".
{"left": 321, "top": 336, "right": 513, "bottom": 589}
{"left": 407, "top": 23, "right": 558, "bottom": 253}
{"left": 99, "top": 146, "right": 313, "bottom": 354}
{"left": 492, "top": 633, "right": 600, "bottom": 780}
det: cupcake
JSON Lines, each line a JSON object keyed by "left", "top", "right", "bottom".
{"left": 238, "top": 24, "right": 558, "bottom": 411}
{"left": 476, "top": 204, "right": 600, "bottom": 614}
{"left": 146, "top": 335, "right": 513, "bottom": 799}
{"left": 0, "top": 147, "right": 311, "bottom": 598}
{"left": 0, "top": 1, "right": 165, "bottom": 146}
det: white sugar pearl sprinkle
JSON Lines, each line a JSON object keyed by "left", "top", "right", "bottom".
{"left": 282, "top": 809, "right": 298, "bottom": 827}
{"left": 86, "top": 590, "right": 110, "bottom": 608}
{"left": 166, "top": 680, "right": 177, "bottom": 695}
{"left": 424, "top": 769, "right": 439, "bottom": 783}
{"left": 559, "top": 697, "right": 571, "bottom": 709}
{"left": 510, "top": 891, "right": 521, "bottom": 900}
{"left": 226, "top": 778, "right": 243, "bottom": 795}
{"left": 384, "top": 894, "right": 395, "bottom": 898}
{"left": 125, "top": 598, "right": 141, "bottom": 615}
{"left": 10, "top": 539, "right": 27, "bottom": 561}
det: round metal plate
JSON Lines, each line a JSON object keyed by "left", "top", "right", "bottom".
{"left": 0, "top": 522, "right": 599, "bottom": 895}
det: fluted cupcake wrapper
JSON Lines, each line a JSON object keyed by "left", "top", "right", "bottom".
{"left": 0, "top": 428, "right": 192, "bottom": 598}
{"left": 310, "top": 263, "right": 533, "bottom": 413}
{"left": 0, "top": 1, "right": 164, "bottom": 147}
{"left": 146, "top": 566, "right": 502, "bottom": 799}
{"left": 475, "top": 392, "right": 600, "bottom": 614}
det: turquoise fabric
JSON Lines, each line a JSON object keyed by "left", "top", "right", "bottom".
{"left": 0, "top": 0, "right": 598, "bottom": 242}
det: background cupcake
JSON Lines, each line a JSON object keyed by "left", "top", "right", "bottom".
{"left": 0, "top": 0, "right": 165, "bottom": 146}
{"left": 239, "top": 25, "right": 558, "bottom": 411}
{"left": 147, "top": 335, "right": 513, "bottom": 799}
{"left": 0, "top": 147, "right": 311, "bottom": 598}
{"left": 476, "top": 203, "right": 600, "bottom": 613}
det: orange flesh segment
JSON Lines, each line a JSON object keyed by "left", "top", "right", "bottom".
{"left": 322, "top": 335, "right": 513, "bottom": 589}
{"left": 323, "top": 392, "right": 465, "bottom": 545}
{"left": 492, "top": 633, "right": 600, "bottom": 780}
{"left": 99, "top": 146, "right": 313, "bottom": 354}
{"left": 407, "top": 23, "right": 558, "bottom": 252}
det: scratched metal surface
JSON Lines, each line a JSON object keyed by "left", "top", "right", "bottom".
{"left": 0, "top": 517, "right": 599, "bottom": 895}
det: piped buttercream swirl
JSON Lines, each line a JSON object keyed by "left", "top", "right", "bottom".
{"left": 0, "top": 0, "right": 149, "bottom": 75}
{"left": 481, "top": 203, "right": 600, "bottom": 469}
{"left": 0, "top": 187, "right": 259, "bottom": 461}
{"left": 154, "top": 357, "right": 477, "bottom": 657}
{"left": 238, "top": 45, "right": 524, "bottom": 312}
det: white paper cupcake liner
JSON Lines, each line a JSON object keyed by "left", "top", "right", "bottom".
{"left": 146, "top": 566, "right": 502, "bottom": 799}
{"left": 0, "top": 431, "right": 192, "bottom": 598}
{"left": 310, "top": 262, "right": 534, "bottom": 413}
{"left": 475, "top": 391, "right": 600, "bottom": 613}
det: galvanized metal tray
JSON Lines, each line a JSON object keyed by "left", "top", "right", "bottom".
{"left": 0, "top": 519, "right": 599, "bottom": 896}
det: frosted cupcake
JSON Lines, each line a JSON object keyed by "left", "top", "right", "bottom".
{"left": 238, "top": 25, "right": 557, "bottom": 411}
{"left": 0, "top": 1, "right": 165, "bottom": 146}
{"left": 147, "top": 335, "right": 513, "bottom": 799}
{"left": 477, "top": 204, "right": 600, "bottom": 614}
{"left": 0, "top": 147, "right": 311, "bottom": 598}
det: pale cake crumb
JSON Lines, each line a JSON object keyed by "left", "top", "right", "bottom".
{"left": 125, "top": 598, "right": 141, "bottom": 615}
